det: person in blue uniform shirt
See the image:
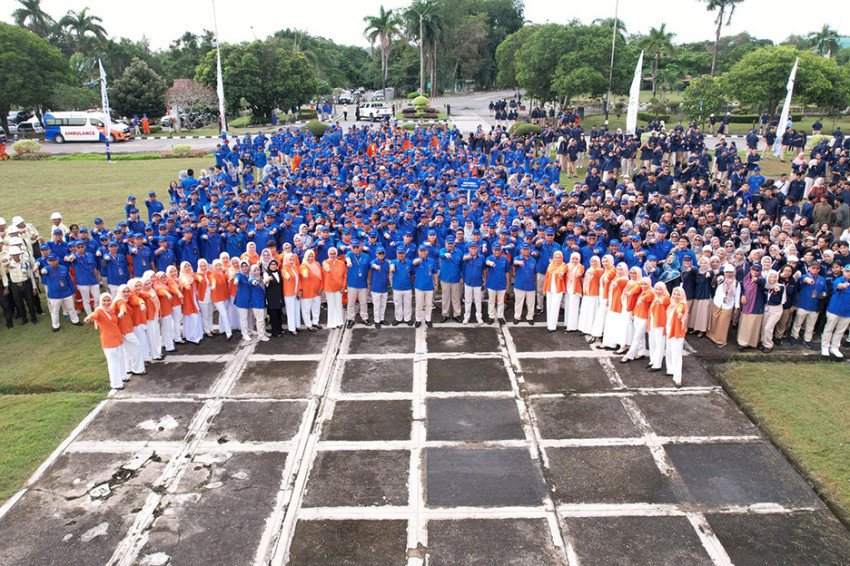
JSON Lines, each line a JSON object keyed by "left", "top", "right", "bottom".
{"left": 789, "top": 262, "right": 827, "bottom": 348}
{"left": 145, "top": 191, "right": 164, "bottom": 222}
{"left": 513, "top": 243, "right": 537, "bottom": 324}
{"left": 462, "top": 240, "right": 485, "bottom": 324}
{"left": 485, "top": 243, "right": 510, "bottom": 325}
{"left": 153, "top": 236, "right": 177, "bottom": 272}
{"left": 68, "top": 240, "right": 100, "bottom": 315}
{"left": 820, "top": 265, "right": 850, "bottom": 358}
{"left": 438, "top": 235, "right": 463, "bottom": 322}
{"left": 129, "top": 233, "right": 152, "bottom": 277}
{"left": 102, "top": 240, "right": 130, "bottom": 296}
{"left": 39, "top": 254, "right": 81, "bottom": 331}
{"left": 200, "top": 222, "right": 223, "bottom": 263}
{"left": 390, "top": 248, "right": 414, "bottom": 326}
{"left": 177, "top": 230, "right": 200, "bottom": 270}
{"left": 345, "top": 240, "right": 370, "bottom": 328}
{"left": 369, "top": 247, "right": 390, "bottom": 328}
{"left": 412, "top": 244, "right": 436, "bottom": 327}
{"left": 534, "top": 227, "right": 558, "bottom": 311}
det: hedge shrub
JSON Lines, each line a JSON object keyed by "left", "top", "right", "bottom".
{"left": 12, "top": 140, "right": 42, "bottom": 153}
{"left": 407, "top": 92, "right": 421, "bottom": 99}
{"left": 11, "top": 152, "right": 51, "bottom": 161}
{"left": 510, "top": 122, "right": 542, "bottom": 136}
{"left": 807, "top": 134, "right": 832, "bottom": 149}
{"left": 171, "top": 144, "right": 192, "bottom": 157}
{"left": 148, "top": 125, "right": 163, "bottom": 134}
{"left": 725, "top": 113, "right": 802, "bottom": 124}
{"left": 305, "top": 120, "right": 329, "bottom": 139}
{"left": 413, "top": 96, "right": 429, "bottom": 108}
{"left": 638, "top": 112, "right": 671, "bottom": 122}
{"left": 298, "top": 108, "right": 318, "bottom": 120}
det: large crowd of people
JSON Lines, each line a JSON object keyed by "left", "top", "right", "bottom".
{"left": 2, "top": 109, "right": 850, "bottom": 390}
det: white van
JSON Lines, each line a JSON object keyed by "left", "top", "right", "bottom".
{"left": 43, "top": 111, "right": 130, "bottom": 143}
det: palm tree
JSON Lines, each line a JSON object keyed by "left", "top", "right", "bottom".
{"left": 700, "top": 0, "right": 745, "bottom": 77}
{"left": 59, "top": 7, "right": 107, "bottom": 56}
{"left": 592, "top": 17, "right": 628, "bottom": 36}
{"left": 404, "top": 0, "right": 442, "bottom": 95}
{"left": 12, "top": 0, "right": 55, "bottom": 39}
{"left": 363, "top": 5, "right": 401, "bottom": 100}
{"left": 645, "top": 24, "right": 675, "bottom": 99}
{"left": 807, "top": 24, "right": 840, "bottom": 58}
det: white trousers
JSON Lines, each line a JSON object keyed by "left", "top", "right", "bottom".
{"left": 625, "top": 316, "right": 648, "bottom": 360}
{"left": 791, "top": 308, "right": 818, "bottom": 342}
{"left": 440, "top": 281, "right": 462, "bottom": 317}
{"left": 665, "top": 336, "right": 684, "bottom": 385}
{"left": 546, "top": 292, "right": 563, "bottom": 331}
{"left": 347, "top": 287, "right": 368, "bottom": 321}
{"left": 487, "top": 288, "right": 506, "bottom": 320}
{"left": 821, "top": 312, "right": 850, "bottom": 351}
{"left": 253, "top": 307, "right": 268, "bottom": 339}
{"left": 563, "top": 291, "right": 581, "bottom": 330}
{"left": 182, "top": 312, "right": 203, "bottom": 343}
{"left": 77, "top": 284, "right": 100, "bottom": 315}
{"left": 172, "top": 305, "right": 183, "bottom": 342}
{"left": 578, "top": 295, "right": 598, "bottom": 334}
{"left": 591, "top": 300, "right": 608, "bottom": 338}
{"left": 514, "top": 289, "right": 535, "bottom": 321}
{"left": 122, "top": 331, "right": 145, "bottom": 374}
{"left": 326, "top": 291, "right": 344, "bottom": 328}
{"left": 48, "top": 296, "right": 78, "bottom": 328}
{"left": 371, "top": 291, "right": 388, "bottom": 323}
{"left": 108, "top": 284, "right": 120, "bottom": 297}
{"left": 228, "top": 299, "right": 241, "bottom": 331}
{"left": 238, "top": 307, "right": 254, "bottom": 340}
{"left": 133, "top": 325, "right": 150, "bottom": 361}
{"left": 146, "top": 318, "right": 162, "bottom": 359}
{"left": 415, "top": 289, "right": 434, "bottom": 322}
{"left": 649, "top": 326, "right": 665, "bottom": 369}
{"left": 393, "top": 289, "right": 413, "bottom": 322}
{"left": 463, "top": 285, "right": 483, "bottom": 323}
{"left": 200, "top": 300, "right": 215, "bottom": 334}
{"left": 213, "top": 300, "right": 231, "bottom": 337}
{"left": 104, "top": 345, "right": 127, "bottom": 389}
{"left": 160, "top": 313, "right": 175, "bottom": 351}
{"left": 284, "top": 296, "right": 301, "bottom": 332}
{"left": 301, "top": 296, "right": 321, "bottom": 327}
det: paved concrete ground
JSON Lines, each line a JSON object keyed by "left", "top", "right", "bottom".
{"left": 1, "top": 303, "right": 850, "bottom": 566}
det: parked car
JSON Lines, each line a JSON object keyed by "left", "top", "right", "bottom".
{"left": 359, "top": 101, "right": 393, "bottom": 121}
{"left": 14, "top": 121, "right": 44, "bottom": 136}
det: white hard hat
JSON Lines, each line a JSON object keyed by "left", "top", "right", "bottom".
{"left": 12, "top": 216, "right": 24, "bottom": 225}
{"left": 0, "top": 217, "right": 5, "bottom": 225}
{"left": 50, "top": 212, "right": 62, "bottom": 220}
{"left": 7, "top": 225, "right": 19, "bottom": 234}
{"left": 8, "top": 246, "right": 21, "bottom": 255}
{"left": 9, "top": 237, "right": 23, "bottom": 247}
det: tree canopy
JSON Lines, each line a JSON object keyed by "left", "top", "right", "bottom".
{"left": 110, "top": 57, "right": 167, "bottom": 118}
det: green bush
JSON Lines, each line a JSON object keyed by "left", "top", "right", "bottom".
{"left": 148, "top": 125, "right": 162, "bottom": 134}
{"left": 725, "top": 113, "right": 802, "bottom": 124}
{"left": 298, "top": 108, "right": 318, "bottom": 120}
{"left": 305, "top": 120, "right": 329, "bottom": 139}
{"left": 11, "top": 140, "right": 42, "bottom": 154}
{"left": 807, "top": 134, "right": 832, "bottom": 149}
{"left": 11, "top": 152, "right": 51, "bottom": 161}
{"left": 510, "top": 122, "right": 542, "bottom": 136}
{"left": 286, "top": 111, "right": 296, "bottom": 124}
{"left": 407, "top": 92, "right": 421, "bottom": 99}
{"left": 171, "top": 144, "right": 192, "bottom": 157}
{"left": 638, "top": 112, "right": 671, "bottom": 122}
{"left": 413, "top": 96, "right": 429, "bottom": 108}
{"left": 50, "top": 153, "right": 163, "bottom": 161}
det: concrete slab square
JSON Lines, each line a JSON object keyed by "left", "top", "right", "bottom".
{"left": 510, "top": 329, "right": 590, "bottom": 352}
{"left": 232, "top": 360, "right": 319, "bottom": 398}
{"left": 303, "top": 450, "right": 409, "bottom": 507}
{"left": 564, "top": 515, "right": 713, "bottom": 566}
{"left": 206, "top": 400, "right": 307, "bottom": 443}
{"left": 426, "top": 327, "right": 501, "bottom": 353}
{"left": 427, "top": 518, "right": 568, "bottom": 566}
{"left": 174, "top": 335, "right": 238, "bottom": 356}
{"left": 665, "top": 442, "right": 823, "bottom": 507}
{"left": 426, "top": 358, "right": 511, "bottom": 392}
{"left": 615, "top": 355, "right": 716, "bottom": 389}
{"left": 288, "top": 519, "right": 408, "bottom": 565}
{"left": 427, "top": 398, "right": 524, "bottom": 441}
{"left": 117, "top": 361, "right": 225, "bottom": 396}
{"left": 348, "top": 327, "right": 416, "bottom": 355}
{"left": 425, "top": 447, "right": 546, "bottom": 507}
{"left": 633, "top": 393, "right": 757, "bottom": 438}
{"left": 340, "top": 358, "right": 413, "bottom": 393}
{"left": 253, "top": 332, "right": 329, "bottom": 356}
{"left": 0, "top": 451, "right": 166, "bottom": 566}
{"left": 519, "top": 357, "right": 615, "bottom": 394}
{"left": 706, "top": 511, "right": 850, "bottom": 566}
{"left": 546, "top": 446, "right": 678, "bottom": 504}
{"left": 138, "top": 452, "right": 288, "bottom": 566}
{"left": 530, "top": 397, "right": 641, "bottom": 439}
{"left": 78, "top": 400, "right": 199, "bottom": 442}
{"left": 322, "top": 400, "right": 412, "bottom": 441}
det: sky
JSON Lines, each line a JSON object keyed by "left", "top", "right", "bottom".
{"left": 5, "top": 0, "right": 844, "bottom": 50}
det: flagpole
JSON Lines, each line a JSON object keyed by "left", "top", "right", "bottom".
{"left": 603, "top": 0, "right": 619, "bottom": 126}
{"left": 98, "top": 59, "right": 113, "bottom": 163}
{"left": 212, "top": 0, "right": 227, "bottom": 141}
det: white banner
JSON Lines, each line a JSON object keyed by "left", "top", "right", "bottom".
{"left": 773, "top": 57, "right": 798, "bottom": 158}
{"left": 215, "top": 44, "right": 227, "bottom": 137}
{"left": 98, "top": 59, "right": 112, "bottom": 142}
{"left": 626, "top": 51, "right": 643, "bottom": 136}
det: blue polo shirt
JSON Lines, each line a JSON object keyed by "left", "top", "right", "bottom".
{"left": 513, "top": 255, "right": 537, "bottom": 292}
{"left": 797, "top": 273, "right": 827, "bottom": 311}
{"left": 413, "top": 257, "right": 436, "bottom": 291}
{"left": 463, "top": 254, "right": 485, "bottom": 287}
{"left": 345, "top": 252, "right": 370, "bottom": 288}
{"left": 390, "top": 259, "right": 413, "bottom": 291}
{"left": 485, "top": 254, "right": 510, "bottom": 291}
{"left": 438, "top": 247, "right": 462, "bottom": 283}
{"left": 370, "top": 258, "right": 389, "bottom": 293}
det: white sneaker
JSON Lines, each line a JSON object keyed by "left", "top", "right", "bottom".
{"left": 821, "top": 347, "right": 830, "bottom": 357}
{"left": 259, "top": 335, "right": 269, "bottom": 342}
{"left": 830, "top": 348, "right": 843, "bottom": 359}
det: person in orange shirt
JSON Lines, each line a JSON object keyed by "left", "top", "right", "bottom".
{"left": 241, "top": 242, "right": 260, "bottom": 265}
{"left": 153, "top": 271, "right": 176, "bottom": 353}
{"left": 563, "top": 252, "right": 585, "bottom": 333}
{"left": 578, "top": 256, "right": 604, "bottom": 335}
{"left": 322, "top": 247, "right": 347, "bottom": 329}
{"left": 590, "top": 255, "right": 615, "bottom": 344}
{"left": 664, "top": 286, "right": 689, "bottom": 387}
{"left": 647, "top": 282, "right": 671, "bottom": 372}
{"left": 210, "top": 260, "right": 233, "bottom": 340}
{"left": 601, "top": 262, "right": 628, "bottom": 350}
{"left": 85, "top": 293, "right": 127, "bottom": 389}
{"left": 114, "top": 284, "right": 146, "bottom": 376}
{"left": 165, "top": 266, "right": 185, "bottom": 345}
{"left": 621, "top": 277, "right": 653, "bottom": 363}
{"left": 128, "top": 278, "right": 151, "bottom": 362}
{"left": 140, "top": 273, "right": 163, "bottom": 361}
{"left": 282, "top": 252, "right": 302, "bottom": 335}
{"left": 195, "top": 259, "right": 215, "bottom": 337}
{"left": 179, "top": 261, "right": 203, "bottom": 344}
{"left": 619, "top": 267, "right": 643, "bottom": 354}
{"left": 300, "top": 249, "right": 324, "bottom": 331}
{"left": 544, "top": 251, "right": 567, "bottom": 332}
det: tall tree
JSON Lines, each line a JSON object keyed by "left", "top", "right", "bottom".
{"left": 12, "top": 0, "right": 55, "bottom": 39}
{"left": 644, "top": 24, "right": 675, "bottom": 98}
{"left": 807, "top": 24, "right": 840, "bottom": 58}
{"left": 363, "top": 5, "right": 401, "bottom": 100}
{"left": 699, "top": 0, "right": 745, "bottom": 77}
{"left": 110, "top": 57, "right": 167, "bottom": 119}
{"left": 58, "top": 7, "right": 107, "bottom": 56}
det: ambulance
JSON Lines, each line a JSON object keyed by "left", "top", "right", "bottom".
{"left": 43, "top": 111, "right": 131, "bottom": 143}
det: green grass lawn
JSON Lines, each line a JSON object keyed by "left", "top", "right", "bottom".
{"left": 724, "top": 362, "right": 850, "bottom": 511}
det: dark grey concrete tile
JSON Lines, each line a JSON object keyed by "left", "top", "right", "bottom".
{"left": 348, "top": 327, "right": 416, "bottom": 355}
{"left": 340, "top": 358, "right": 413, "bottom": 393}
{"left": 288, "top": 520, "right": 408, "bottom": 565}
{"left": 322, "top": 400, "right": 412, "bottom": 441}
{"left": 253, "top": 332, "right": 329, "bottom": 355}
{"left": 428, "top": 518, "right": 568, "bottom": 565}
{"left": 427, "top": 358, "right": 511, "bottom": 392}
{"left": 78, "top": 400, "right": 199, "bottom": 442}
{"left": 119, "top": 361, "right": 225, "bottom": 396}
{"left": 615, "top": 355, "right": 716, "bottom": 389}
{"left": 530, "top": 397, "right": 641, "bottom": 439}
{"left": 510, "top": 329, "right": 590, "bottom": 352}
{"left": 519, "top": 357, "right": 615, "bottom": 394}
{"left": 233, "top": 361, "right": 319, "bottom": 398}
{"left": 175, "top": 335, "right": 238, "bottom": 356}
{"left": 633, "top": 393, "right": 757, "bottom": 438}
{"left": 426, "top": 327, "right": 501, "bottom": 353}
{"left": 207, "top": 400, "right": 307, "bottom": 443}
{"left": 303, "top": 450, "right": 409, "bottom": 507}
{"left": 427, "top": 398, "right": 524, "bottom": 441}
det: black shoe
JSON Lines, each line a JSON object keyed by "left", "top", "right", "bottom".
{"left": 406, "top": 320, "right": 414, "bottom": 326}
{"left": 774, "top": 338, "right": 783, "bottom": 345}
{"left": 226, "top": 335, "right": 232, "bottom": 342}
{"left": 804, "top": 341, "right": 814, "bottom": 349}
{"left": 346, "top": 320, "right": 354, "bottom": 329}
{"left": 454, "top": 316, "right": 462, "bottom": 323}
{"left": 528, "top": 320, "right": 534, "bottom": 325}
{"left": 375, "top": 322, "right": 381, "bottom": 329}
{"left": 513, "top": 319, "right": 519, "bottom": 325}
{"left": 415, "top": 321, "right": 422, "bottom": 328}
{"left": 72, "top": 321, "right": 83, "bottom": 326}
{"left": 788, "top": 337, "right": 797, "bottom": 346}
{"left": 52, "top": 327, "right": 60, "bottom": 332}
{"left": 588, "top": 337, "right": 597, "bottom": 344}
{"left": 5, "top": 323, "right": 12, "bottom": 329}
{"left": 763, "top": 347, "right": 772, "bottom": 354}
{"left": 548, "top": 329, "right": 556, "bottom": 333}
{"left": 391, "top": 321, "right": 400, "bottom": 326}
{"left": 362, "top": 320, "right": 372, "bottom": 327}
{"left": 498, "top": 318, "right": 506, "bottom": 326}
{"left": 30, "top": 317, "right": 38, "bottom": 324}
{"left": 440, "top": 316, "right": 449, "bottom": 323}
{"left": 647, "top": 367, "right": 661, "bottom": 373}
{"left": 426, "top": 321, "right": 433, "bottom": 328}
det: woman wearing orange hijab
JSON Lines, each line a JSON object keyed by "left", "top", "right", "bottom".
{"left": 85, "top": 293, "right": 127, "bottom": 389}
{"left": 647, "top": 282, "right": 670, "bottom": 373}
{"left": 563, "top": 252, "right": 584, "bottom": 333}
{"left": 590, "top": 254, "right": 615, "bottom": 344}
{"left": 179, "top": 261, "right": 203, "bottom": 344}
{"left": 300, "top": 249, "right": 324, "bottom": 331}
{"left": 544, "top": 250, "right": 567, "bottom": 332}
{"left": 664, "top": 287, "right": 689, "bottom": 388}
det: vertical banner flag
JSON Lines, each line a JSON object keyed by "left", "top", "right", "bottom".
{"left": 626, "top": 51, "right": 644, "bottom": 135}
{"left": 216, "top": 44, "right": 227, "bottom": 139}
{"left": 773, "top": 58, "right": 799, "bottom": 158}
{"left": 98, "top": 59, "right": 112, "bottom": 161}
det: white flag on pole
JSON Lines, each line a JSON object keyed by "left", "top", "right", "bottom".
{"left": 98, "top": 59, "right": 112, "bottom": 141}
{"left": 626, "top": 51, "right": 643, "bottom": 136}
{"left": 773, "top": 57, "right": 798, "bottom": 158}
{"left": 215, "top": 44, "right": 227, "bottom": 137}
